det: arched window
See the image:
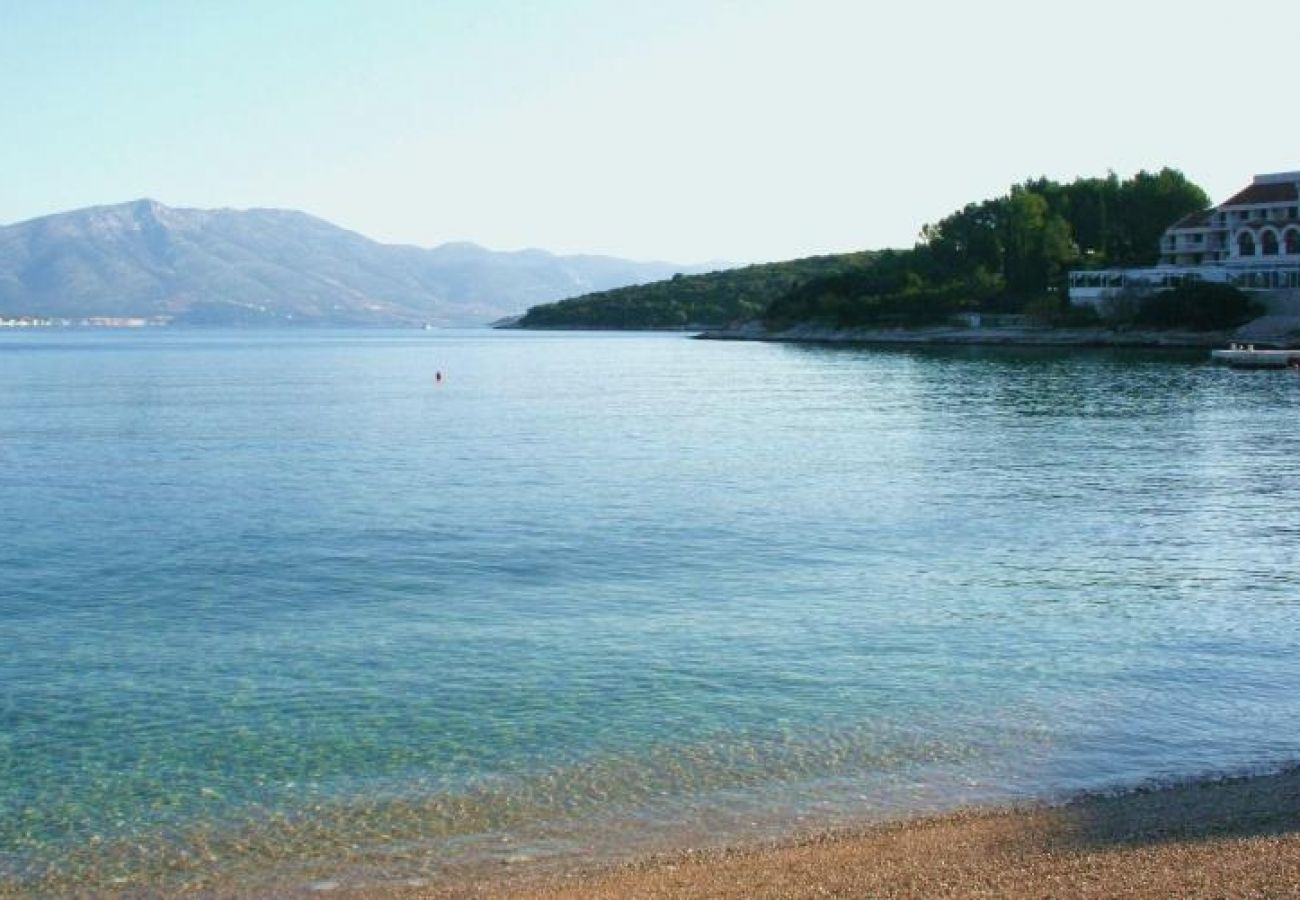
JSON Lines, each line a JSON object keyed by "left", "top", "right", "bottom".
{"left": 1261, "top": 229, "right": 1280, "bottom": 256}
{"left": 1285, "top": 228, "right": 1300, "bottom": 256}
{"left": 1238, "top": 231, "right": 1257, "bottom": 257}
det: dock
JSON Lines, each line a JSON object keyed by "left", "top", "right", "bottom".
{"left": 1210, "top": 346, "right": 1300, "bottom": 368}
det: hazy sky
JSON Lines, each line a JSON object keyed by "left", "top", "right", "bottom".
{"left": 3, "top": 0, "right": 1298, "bottom": 263}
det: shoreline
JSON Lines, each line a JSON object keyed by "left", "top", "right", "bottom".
{"left": 355, "top": 765, "right": 1300, "bottom": 899}
{"left": 695, "top": 321, "right": 1237, "bottom": 349}
{"left": 11, "top": 765, "right": 1300, "bottom": 898}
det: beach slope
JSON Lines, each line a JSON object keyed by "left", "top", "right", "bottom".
{"left": 388, "top": 769, "right": 1300, "bottom": 899}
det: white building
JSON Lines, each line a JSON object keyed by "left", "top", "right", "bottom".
{"left": 1069, "top": 171, "right": 1300, "bottom": 309}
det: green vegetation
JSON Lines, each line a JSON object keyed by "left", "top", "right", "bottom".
{"left": 517, "top": 168, "right": 1214, "bottom": 331}
{"left": 1131, "top": 282, "right": 1262, "bottom": 332}
{"left": 767, "top": 168, "right": 1209, "bottom": 328}
{"left": 516, "top": 253, "right": 878, "bottom": 329}
{"left": 764, "top": 252, "right": 1003, "bottom": 328}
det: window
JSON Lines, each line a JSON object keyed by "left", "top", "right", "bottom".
{"left": 1238, "top": 231, "right": 1257, "bottom": 256}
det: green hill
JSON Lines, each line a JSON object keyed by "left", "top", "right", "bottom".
{"left": 765, "top": 168, "right": 1210, "bottom": 329}
{"left": 514, "top": 251, "right": 878, "bottom": 329}
{"left": 516, "top": 168, "right": 1213, "bottom": 332}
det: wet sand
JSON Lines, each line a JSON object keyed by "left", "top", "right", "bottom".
{"left": 363, "top": 768, "right": 1300, "bottom": 899}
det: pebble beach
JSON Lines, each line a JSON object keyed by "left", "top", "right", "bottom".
{"left": 368, "top": 768, "right": 1300, "bottom": 899}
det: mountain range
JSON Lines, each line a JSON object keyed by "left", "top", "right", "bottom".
{"left": 0, "top": 200, "right": 719, "bottom": 325}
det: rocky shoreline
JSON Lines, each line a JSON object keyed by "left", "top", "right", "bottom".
{"left": 696, "top": 320, "right": 1235, "bottom": 349}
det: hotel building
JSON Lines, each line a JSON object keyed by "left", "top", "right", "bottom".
{"left": 1068, "top": 171, "right": 1300, "bottom": 309}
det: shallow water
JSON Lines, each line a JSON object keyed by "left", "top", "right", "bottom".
{"left": 2, "top": 329, "right": 1298, "bottom": 890}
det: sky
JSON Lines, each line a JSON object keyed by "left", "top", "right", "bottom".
{"left": 3, "top": 0, "right": 1299, "bottom": 264}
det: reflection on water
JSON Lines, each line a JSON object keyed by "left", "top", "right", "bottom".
{"left": 1, "top": 331, "right": 1298, "bottom": 891}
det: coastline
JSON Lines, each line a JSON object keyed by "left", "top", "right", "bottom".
{"left": 695, "top": 320, "right": 1235, "bottom": 349}
{"left": 9, "top": 767, "right": 1299, "bottom": 898}
{"left": 355, "top": 766, "right": 1300, "bottom": 899}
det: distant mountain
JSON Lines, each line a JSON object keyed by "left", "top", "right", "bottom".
{"left": 0, "top": 200, "right": 718, "bottom": 325}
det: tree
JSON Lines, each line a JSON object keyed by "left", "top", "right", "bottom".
{"left": 1000, "top": 188, "right": 1075, "bottom": 297}
{"left": 1111, "top": 169, "right": 1210, "bottom": 265}
{"left": 1133, "top": 282, "right": 1261, "bottom": 331}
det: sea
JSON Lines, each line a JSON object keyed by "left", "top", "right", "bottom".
{"left": 2, "top": 328, "right": 1299, "bottom": 892}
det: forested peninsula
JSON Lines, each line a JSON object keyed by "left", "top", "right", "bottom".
{"left": 513, "top": 170, "right": 1258, "bottom": 336}
{"left": 512, "top": 251, "right": 877, "bottom": 330}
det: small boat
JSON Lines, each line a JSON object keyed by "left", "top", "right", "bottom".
{"left": 1210, "top": 344, "right": 1300, "bottom": 369}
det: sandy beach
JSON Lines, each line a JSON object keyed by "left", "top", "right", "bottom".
{"left": 358, "top": 768, "right": 1300, "bottom": 900}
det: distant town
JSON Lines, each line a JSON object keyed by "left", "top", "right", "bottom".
{"left": 0, "top": 316, "right": 171, "bottom": 328}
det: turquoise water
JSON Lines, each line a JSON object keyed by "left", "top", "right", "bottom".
{"left": 2, "top": 329, "right": 1299, "bottom": 890}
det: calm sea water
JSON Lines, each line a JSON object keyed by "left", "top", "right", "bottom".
{"left": 2, "top": 329, "right": 1299, "bottom": 890}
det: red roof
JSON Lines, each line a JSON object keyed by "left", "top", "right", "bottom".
{"left": 1171, "top": 210, "right": 1213, "bottom": 229}
{"left": 1220, "top": 181, "right": 1299, "bottom": 206}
